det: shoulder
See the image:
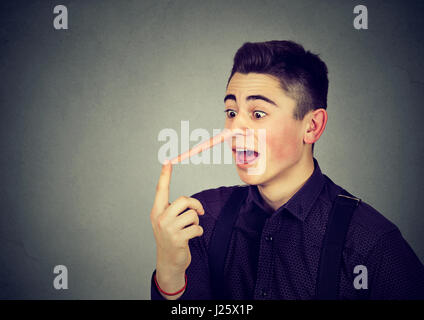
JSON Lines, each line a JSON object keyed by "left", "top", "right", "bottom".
{"left": 345, "top": 199, "right": 399, "bottom": 254}
{"left": 323, "top": 175, "right": 399, "bottom": 255}
{"left": 348, "top": 200, "right": 424, "bottom": 298}
{"left": 351, "top": 200, "right": 398, "bottom": 236}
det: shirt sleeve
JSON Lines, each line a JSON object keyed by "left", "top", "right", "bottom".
{"left": 368, "top": 228, "right": 424, "bottom": 299}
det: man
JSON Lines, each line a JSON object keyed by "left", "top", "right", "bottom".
{"left": 150, "top": 40, "right": 424, "bottom": 299}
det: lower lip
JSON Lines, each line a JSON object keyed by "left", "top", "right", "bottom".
{"left": 233, "top": 150, "right": 261, "bottom": 168}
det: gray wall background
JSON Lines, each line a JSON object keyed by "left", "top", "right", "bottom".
{"left": 1, "top": 0, "right": 423, "bottom": 299}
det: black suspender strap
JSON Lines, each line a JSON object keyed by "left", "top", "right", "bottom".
{"left": 315, "top": 192, "right": 361, "bottom": 300}
{"left": 208, "top": 186, "right": 360, "bottom": 300}
{"left": 208, "top": 186, "right": 249, "bottom": 299}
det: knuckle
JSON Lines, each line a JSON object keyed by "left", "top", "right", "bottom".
{"left": 193, "top": 213, "right": 200, "bottom": 225}
{"left": 157, "top": 215, "right": 166, "bottom": 229}
{"left": 188, "top": 210, "right": 197, "bottom": 219}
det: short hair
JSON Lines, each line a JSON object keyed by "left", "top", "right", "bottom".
{"left": 227, "top": 40, "right": 329, "bottom": 153}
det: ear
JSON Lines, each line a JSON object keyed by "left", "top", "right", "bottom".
{"left": 303, "top": 108, "right": 328, "bottom": 144}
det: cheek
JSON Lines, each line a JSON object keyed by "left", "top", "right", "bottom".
{"left": 266, "top": 122, "right": 303, "bottom": 160}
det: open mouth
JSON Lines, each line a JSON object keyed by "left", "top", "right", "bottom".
{"left": 232, "top": 148, "right": 260, "bottom": 164}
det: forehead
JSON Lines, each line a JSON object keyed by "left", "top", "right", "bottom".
{"left": 226, "top": 72, "right": 283, "bottom": 97}
{"left": 226, "top": 72, "right": 296, "bottom": 111}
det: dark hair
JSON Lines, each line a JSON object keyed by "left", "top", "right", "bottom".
{"left": 227, "top": 40, "right": 329, "bottom": 153}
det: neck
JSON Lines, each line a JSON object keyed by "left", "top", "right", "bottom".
{"left": 257, "top": 154, "right": 315, "bottom": 212}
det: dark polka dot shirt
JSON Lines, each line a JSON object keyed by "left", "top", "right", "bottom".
{"left": 151, "top": 158, "right": 424, "bottom": 300}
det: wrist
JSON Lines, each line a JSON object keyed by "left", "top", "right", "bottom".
{"left": 156, "top": 262, "right": 185, "bottom": 281}
{"left": 155, "top": 268, "right": 186, "bottom": 291}
{"left": 154, "top": 272, "right": 187, "bottom": 298}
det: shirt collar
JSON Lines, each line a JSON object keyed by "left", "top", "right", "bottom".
{"left": 246, "top": 157, "right": 326, "bottom": 222}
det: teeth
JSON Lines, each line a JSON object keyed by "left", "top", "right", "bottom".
{"left": 235, "top": 148, "right": 255, "bottom": 152}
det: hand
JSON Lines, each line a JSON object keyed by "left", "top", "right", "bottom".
{"left": 150, "top": 160, "right": 205, "bottom": 299}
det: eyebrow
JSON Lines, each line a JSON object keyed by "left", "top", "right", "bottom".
{"left": 224, "top": 94, "right": 278, "bottom": 107}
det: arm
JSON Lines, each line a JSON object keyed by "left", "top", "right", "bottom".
{"left": 368, "top": 229, "right": 424, "bottom": 299}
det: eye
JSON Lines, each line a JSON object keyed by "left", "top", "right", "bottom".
{"left": 224, "top": 109, "right": 237, "bottom": 119}
{"left": 253, "top": 110, "right": 267, "bottom": 119}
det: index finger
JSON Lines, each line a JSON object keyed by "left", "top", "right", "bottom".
{"left": 152, "top": 160, "right": 172, "bottom": 216}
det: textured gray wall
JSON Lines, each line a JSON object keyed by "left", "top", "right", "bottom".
{"left": 0, "top": 0, "right": 423, "bottom": 299}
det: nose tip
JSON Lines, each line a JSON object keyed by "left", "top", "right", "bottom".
{"left": 231, "top": 128, "right": 245, "bottom": 136}
{"left": 229, "top": 128, "right": 257, "bottom": 150}
{"left": 232, "top": 128, "right": 255, "bottom": 137}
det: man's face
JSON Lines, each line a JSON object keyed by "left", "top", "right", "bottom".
{"left": 224, "top": 72, "right": 308, "bottom": 186}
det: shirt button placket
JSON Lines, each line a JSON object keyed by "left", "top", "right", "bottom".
{"left": 265, "top": 235, "right": 273, "bottom": 242}
{"left": 254, "top": 216, "right": 277, "bottom": 299}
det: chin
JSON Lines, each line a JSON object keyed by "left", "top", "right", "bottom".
{"left": 237, "top": 167, "right": 267, "bottom": 186}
